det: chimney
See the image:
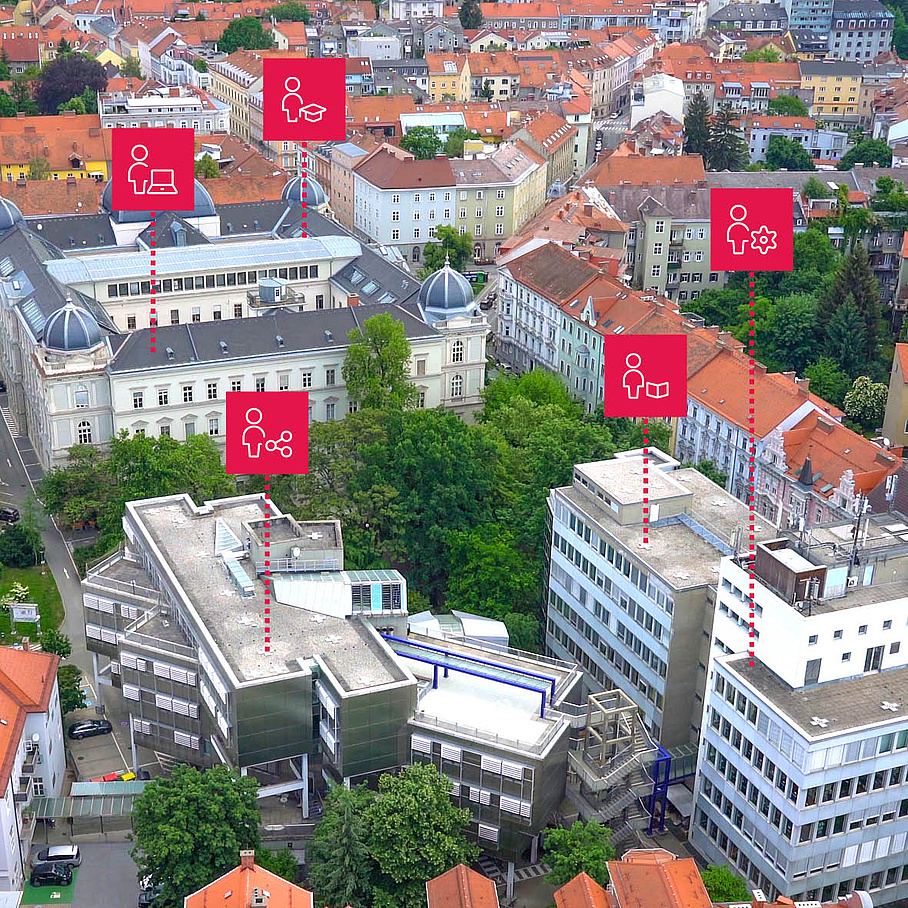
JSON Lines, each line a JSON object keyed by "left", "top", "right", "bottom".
{"left": 782, "top": 371, "right": 797, "bottom": 382}
{"left": 796, "top": 377, "right": 810, "bottom": 394}
{"left": 717, "top": 330, "right": 734, "bottom": 347}
{"left": 347, "top": 293, "right": 360, "bottom": 306}
{"left": 583, "top": 203, "right": 594, "bottom": 215}
{"left": 239, "top": 850, "right": 255, "bottom": 870}
{"left": 21, "top": 639, "right": 29, "bottom": 653}
{"left": 15, "top": 112, "right": 24, "bottom": 119}
{"left": 63, "top": 108, "right": 76, "bottom": 117}
{"left": 754, "top": 362, "right": 767, "bottom": 375}
{"left": 169, "top": 86, "right": 180, "bottom": 97}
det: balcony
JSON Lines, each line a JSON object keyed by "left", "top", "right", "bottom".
{"left": 254, "top": 556, "right": 340, "bottom": 574}
{"left": 21, "top": 746, "right": 38, "bottom": 775}
{"left": 667, "top": 260, "right": 681, "bottom": 269}
{"left": 14, "top": 774, "right": 31, "bottom": 804}
{"left": 246, "top": 285, "right": 302, "bottom": 310}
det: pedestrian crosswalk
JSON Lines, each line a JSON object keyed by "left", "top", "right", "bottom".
{"left": 0, "top": 406, "right": 18, "bottom": 437}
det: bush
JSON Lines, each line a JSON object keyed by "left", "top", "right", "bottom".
{"left": 0, "top": 525, "right": 38, "bottom": 568}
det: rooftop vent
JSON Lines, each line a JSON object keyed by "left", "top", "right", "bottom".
{"left": 253, "top": 219, "right": 260, "bottom": 230}
{"left": 165, "top": 347, "right": 174, "bottom": 361}
{"left": 881, "top": 701, "right": 900, "bottom": 711}
{"left": 306, "top": 531, "right": 323, "bottom": 540}
{"left": 809, "top": 716, "right": 829, "bottom": 728}
{"left": 219, "top": 341, "right": 228, "bottom": 354}
{"left": 276, "top": 334, "right": 284, "bottom": 348}
{"left": 324, "top": 329, "right": 333, "bottom": 343}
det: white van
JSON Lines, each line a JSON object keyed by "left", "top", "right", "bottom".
{"left": 36, "top": 845, "right": 81, "bottom": 868}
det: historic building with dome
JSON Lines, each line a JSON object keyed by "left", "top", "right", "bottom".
{"left": 0, "top": 175, "right": 487, "bottom": 469}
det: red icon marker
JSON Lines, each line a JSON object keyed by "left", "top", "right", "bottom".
{"left": 111, "top": 128, "right": 195, "bottom": 212}
{"left": 709, "top": 188, "right": 794, "bottom": 272}
{"left": 226, "top": 392, "right": 310, "bottom": 475}
{"left": 604, "top": 335, "right": 688, "bottom": 418}
{"left": 263, "top": 58, "right": 346, "bottom": 142}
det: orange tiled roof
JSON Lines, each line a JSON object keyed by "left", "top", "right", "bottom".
{"left": 0, "top": 649, "right": 60, "bottom": 794}
{"left": 896, "top": 342, "right": 908, "bottom": 377}
{"left": 582, "top": 152, "right": 706, "bottom": 185}
{"left": 0, "top": 114, "right": 110, "bottom": 170}
{"left": 750, "top": 115, "right": 817, "bottom": 129}
{"left": 427, "top": 865, "right": 499, "bottom": 908}
{"left": 4, "top": 177, "right": 104, "bottom": 215}
{"left": 783, "top": 410, "right": 901, "bottom": 497}
{"left": 468, "top": 50, "right": 521, "bottom": 75}
{"left": 522, "top": 110, "right": 577, "bottom": 152}
{"left": 346, "top": 93, "right": 416, "bottom": 127}
{"left": 185, "top": 856, "right": 313, "bottom": 908}
{"left": 555, "top": 872, "right": 615, "bottom": 908}
{"left": 608, "top": 850, "right": 712, "bottom": 908}
{"left": 480, "top": 1, "right": 560, "bottom": 18}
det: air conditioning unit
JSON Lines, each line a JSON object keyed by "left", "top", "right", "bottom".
{"left": 847, "top": 576, "right": 858, "bottom": 589}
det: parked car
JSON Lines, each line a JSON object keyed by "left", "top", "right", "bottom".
{"left": 0, "top": 507, "right": 19, "bottom": 523}
{"left": 67, "top": 719, "right": 112, "bottom": 740}
{"left": 30, "top": 863, "right": 72, "bottom": 887}
{"left": 138, "top": 883, "right": 163, "bottom": 907}
{"left": 36, "top": 845, "right": 81, "bottom": 869}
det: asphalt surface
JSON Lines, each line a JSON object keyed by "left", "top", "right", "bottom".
{"left": 69, "top": 842, "right": 140, "bottom": 908}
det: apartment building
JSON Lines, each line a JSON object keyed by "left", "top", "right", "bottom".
{"left": 747, "top": 115, "right": 849, "bottom": 162}
{"left": 882, "top": 343, "right": 908, "bottom": 449}
{"left": 648, "top": 45, "right": 717, "bottom": 113}
{"left": 800, "top": 60, "right": 864, "bottom": 129}
{"left": 828, "top": 0, "right": 894, "bottom": 61}
{"left": 98, "top": 84, "right": 229, "bottom": 131}
{"left": 468, "top": 51, "right": 521, "bottom": 100}
{"left": 545, "top": 450, "right": 776, "bottom": 747}
{"left": 650, "top": 0, "right": 709, "bottom": 43}
{"left": 388, "top": 0, "right": 444, "bottom": 18}
{"left": 708, "top": 3, "right": 789, "bottom": 33}
{"left": 327, "top": 138, "right": 380, "bottom": 233}
{"left": 692, "top": 520, "right": 908, "bottom": 905}
{"left": 0, "top": 113, "right": 110, "bottom": 182}
{"left": 353, "top": 143, "right": 547, "bottom": 264}
{"left": 784, "top": 0, "right": 836, "bottom": 32}
{"left": 0, "top": 648, "right": 65, "bottom": 893}
{"left": 511, "top": 111, "right": 578, "bottom": 188}
{"left": 82, "top": 493, "right": 584, "bottom": 869}
{"left": 425, "top": 53, "right": 471, "bottom": 102}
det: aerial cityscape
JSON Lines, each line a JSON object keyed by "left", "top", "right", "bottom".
{"left": 0, "top": 0, "right": 906, "bottom": 905}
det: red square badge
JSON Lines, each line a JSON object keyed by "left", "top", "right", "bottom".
{"left": 263, "top": 58, "right": 347, "bottom": 142}
{"left": 111, "top": 128, "right": 195, "bottom": 212}
{"left": 710, "top": 188, "right": 794, "bottom": 272}
{"left": 604, "top": 335, "right": 688, "bottom": 418}
{"left": 226, "top": 392, "right": 309, "bottom": 476}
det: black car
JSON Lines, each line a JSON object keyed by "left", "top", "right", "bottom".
{"left": 0, "top": 507, "right": 19, "bottom": 524}
{"left": 30, "top": 863, "right": 72, "bottom": 887}
{"left": 67, "top": 719, "right": 113, "bottom": 740}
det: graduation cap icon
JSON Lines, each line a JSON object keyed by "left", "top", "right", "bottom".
{"left": 301, "top": 103, "right": 327, "bottom": 122}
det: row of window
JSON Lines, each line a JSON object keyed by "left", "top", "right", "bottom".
{"left": 388, "top": 189, "right": 506, "bottom": 203}
{"left": 390, "top": 207, "right": 506, "bottom": 221}
{"left": 107, "top": 266, "right": 320, "bottom": 299}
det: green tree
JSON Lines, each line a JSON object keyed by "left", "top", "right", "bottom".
{"left": 217, "top": 17, "right": 276, "bottom": 53}
{"left": 844, "top": 375, "right": 888, "bottom": 432}
{"left": 56, "top": 37, "right": 72, "bottom": 55}
{"left": 131, "top": 765, "right": 261, "bottom": 908}
{"left": 119, "top": 55, "right": 143, "bottom": 77}
{"left": 421, "top": 223, "right": 474, "bottom": 274}
{"left": 196, "top": 9, "right": 206, "bottom": 18}
{"left": 342, "top": 312, "right": 418, "bottom": 410}
{"left": 707, "top": 104, "right": 748, "bottom": 171}
{"left": 195, "top": 153, "right": 220, "bottom": 178}
{"left": 804, "top": 356, "right": 852, "bottom": 408}
{"left": 701, "top": 864, "right": 751, "bottom": 902}
{"left": 0, "top": 91, "right": 14, "bottom": 117}
{"left": 266, "top": 0, "right": 311, "bottom": 20}
{"left": 0, "top": 49, "right": 10, "bottom": 81}
{"left": 767, "top": 94, "right": 809, "bottom": 116}
{"left": 365, "top": 763, "right": 478, "bottom": 908}
{"left": 307, "top": 784, "right": 376, "bottom": 908}
{"left": 825, "top": 295, "right": 870, "bottom": 378}
{"left": 683, "top": 90, "right": 710, "bottom": 158}
{"left": 802, "top": 175, "right": 831, "bottom": 199}
{"left": 34, "top": 53, "right": 107, "bottom": 115}
{"left": 58, "top": 95, "right": 86, "bottom": 114}
{"left": 682, "top": 460, "right": 729, "bottom": 488}
{"left": 400, "top": 125, "right": 442, "bottom": 160}
{"left": 57, "top": 663, "right": 86, "bottom": 714}
{"left": 11, "top": 78, "right": 37, "bottom": 115}
{"left": 28, "top": 157, "right": 50, "bottom": 180}
{"left": 444, "top": 126, "right": 480, "bottom": 157}
{"left": 838, "top": 138, "right": 892, "bottom": 170}
{"left": 255, "top": 848, "right": 298, "bottom": 882}
{"left": 480, "top": 79, "right": 493, "bottom": 100}
{"left": 39, "top": 629, "right": 71, "bottom": 659}
{"left": 0, "top": 525, "right": 38, "bottom": 567}
{"left": 459, "top": 0, "right": 482, "bottom": 28}
{"left": 19, "top": 493, "right": 43, "bottom": 563}
{"left": 821, "top": 245, "right": 880, "bottom": 369}
{"left": 760, "top": 292, "right": 818, "bottom": 373}
{"left": 892, "top": 5, "right": 908, "bottom": 57}
{"left": 742, "top": 45, "right": 781, "bottom": 61}
{"left": 545, "top": 820, "right": 615, "bottom": 887}
{"left": 79, "top": 84, "right": 98, "bottom": 113}
{"left": 765, "top": 134, "right": 815, "bottom": 171}
{"left": 192, "top": 57, "right": 208, "bottom": 73}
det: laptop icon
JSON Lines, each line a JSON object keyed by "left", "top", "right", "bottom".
{"left": 147, "top": 169, "right": 178, "bottom": 195}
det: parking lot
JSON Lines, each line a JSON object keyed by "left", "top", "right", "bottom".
{"left": 27, "top": 843, "right": 141, "bottom": 908}
{"left": 65, "top": 681, "right": 133, "bottom": 781}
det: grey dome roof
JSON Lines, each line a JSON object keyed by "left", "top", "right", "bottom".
{"left": 419, "top": 261, "right": 474, "bottom": 314}
{"left": 101, "top": 179, "right": 217, "bottom": 223}
{"left": 43, "top": 299, "right": 102, "bottom": 351}
{"left": 282, "top": 176, "right": 327, "bottom": 208}
{"left": 0, "top": 197, "right": 23, "bottom": 231}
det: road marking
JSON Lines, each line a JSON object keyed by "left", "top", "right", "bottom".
{"left": 0, "top": 407, "right": 18, "bottom": 437}
{"left": 63, "top": 568, "right": 69, "bottom": 579}
{"left": 5, "top": 459, "right": 10, "bottom": 468}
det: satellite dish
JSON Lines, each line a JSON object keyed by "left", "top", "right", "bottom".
{"left": 291, "top": 547, "right": 301, "bottom": 558}
{"left": 31, "top": 733, "right": 39, "bottom": 743}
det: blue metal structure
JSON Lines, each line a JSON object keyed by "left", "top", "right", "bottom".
{"left": 645, "top": 742, "right": 699, "bottom": 834}
{"left": 382, "top": 635, "right": 558, "bottom": 718}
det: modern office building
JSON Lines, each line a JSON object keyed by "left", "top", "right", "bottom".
{"left": 82, "top": 493, "right": 585, "bottom": 870}
{"left": 692, "top": 516, "right": 908, "bottom": 905}
{"left": 544, "top": 449, "right": 775, "bottom": 749}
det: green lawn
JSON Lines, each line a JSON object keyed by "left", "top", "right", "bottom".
{"left": 0, "top": 566, "right": 64, "bottom": 646}
{"left": 22, "top": 868, "right": 78, "bottom": 904}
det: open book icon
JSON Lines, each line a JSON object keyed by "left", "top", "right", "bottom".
{"left": 645, "top": 381, "right": 669, "bottom": 399}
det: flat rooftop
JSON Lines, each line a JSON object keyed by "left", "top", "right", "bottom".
{"left": 576, "top": 457, "right": 692, "bottom": 506}
{"left": 726, "top": 654, "right": 908, "bottom": 740}
{"left": 561, "top": 465, "right": 775, "bottom": 590}
{"left": 245, "top": 515, "right": 340, "bottom": 548}
{"left": 127, "top": 496, "right": 407, "bottom": 689}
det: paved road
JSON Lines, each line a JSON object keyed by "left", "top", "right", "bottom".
{"left": 70, "top": 843, "right": 140, "bottom": 908}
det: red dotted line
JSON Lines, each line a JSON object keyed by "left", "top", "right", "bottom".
{"left": 300, "top": 143, "right": 308, "bottom": 236}
{"left": 642, "top": 417, "right": 649, "bottom": 545}
{"left": 150, "top": 212, "right": 156, "bottom": 353}
{"left": 264, "top": 477, "right": 271, "bottom": 653}
{"left": 748, "top": 271, "right": 756, "bottom": 666}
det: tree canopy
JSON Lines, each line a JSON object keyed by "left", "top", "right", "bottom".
{"left": 217, "top": 17, "right": 276, "bottom": 53}
{"left": 131, "top": 765, "right": 261, "bottom": 908}
{"left": 34, "top": 54, "right": 106, "bottom": 115}
{"left": 459, "top": 0, "right": 482, "bottom": 27}
{"left": 266, "top": 0, "right": 311, "bottom": 20}
{"left": 765, "top": 134, "right": 815, "bottom": 171}
{"left": 421, "top": 224, "right": 474, "bottom": 274}
{"left": 342, "top": 312, "right": 418, "bottom": 410}
{"left": 444, "top": 126, "right": 481, "bottom": 157}
{"left": 700, "top": 864, "right": 751, "bottom": 902}
{"left": 400, "top": 125, "right": 443, "bottom": 160}
{"left": 120, "top": 56, "right": 143, "bottom": 77}
{"left": 195, "top": 153, "right": 220, "bottom": 178}
{"left": 767, "top": 94, "right": 809, "bottom": 116}
{"left": 838, "top": 137, "right": 892, "bottom": 170}
{"left": 683, "top": 91, "right": 710, "bottom": 158}
{"left": 706, "top": 105, "right": 749, "bottom": 171}
{"left": 545, "top": 820, "right": 615, "bottom": 887}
